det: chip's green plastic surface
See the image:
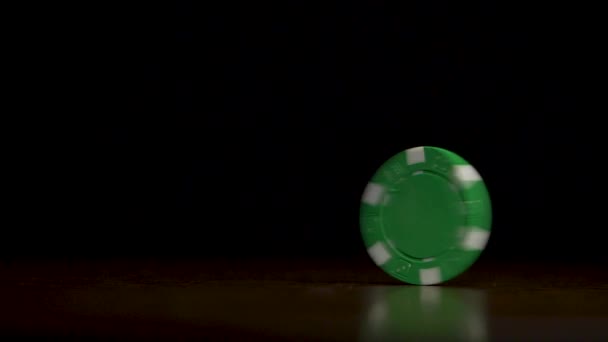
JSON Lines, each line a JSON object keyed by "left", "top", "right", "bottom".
{"left": 360, "top": 146, "right": 492, "bottom": 285}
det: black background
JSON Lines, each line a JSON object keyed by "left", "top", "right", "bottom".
{"left": 9, "top": 1, "right": 604, "bottom": 264}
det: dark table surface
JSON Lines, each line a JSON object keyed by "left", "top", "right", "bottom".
{"left": 1, "top": 258, "right": 607, "bottom": 341}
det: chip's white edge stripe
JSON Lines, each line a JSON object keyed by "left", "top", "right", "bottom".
{"left": 453, "top": 165, "right": 481, "bottom": 182}
{"left": 462, "top": 227, "right": 490, "bottom": 251}
{"left": 419, "top": 267, "right": 442, "bottom": 285}
{"left": 406, "top": 146, "right": 426, "bottom": 165}
{"left": 362, "top": 183, "right": 385, "bottom": 205}
{"left": 367, "top": 242, "right": 392, "bottom": 266}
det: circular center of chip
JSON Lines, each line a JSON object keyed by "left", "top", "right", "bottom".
{"left": 381, "top": 172, "right": 463, "bottom": 259}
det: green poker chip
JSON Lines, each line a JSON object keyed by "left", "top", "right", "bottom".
{"left": 360, "top": 146, "right": 492, "bottom": 285}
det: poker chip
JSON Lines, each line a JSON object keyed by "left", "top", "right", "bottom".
{"left": 360, "top": 146, "right": 492, "bottom": 285}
